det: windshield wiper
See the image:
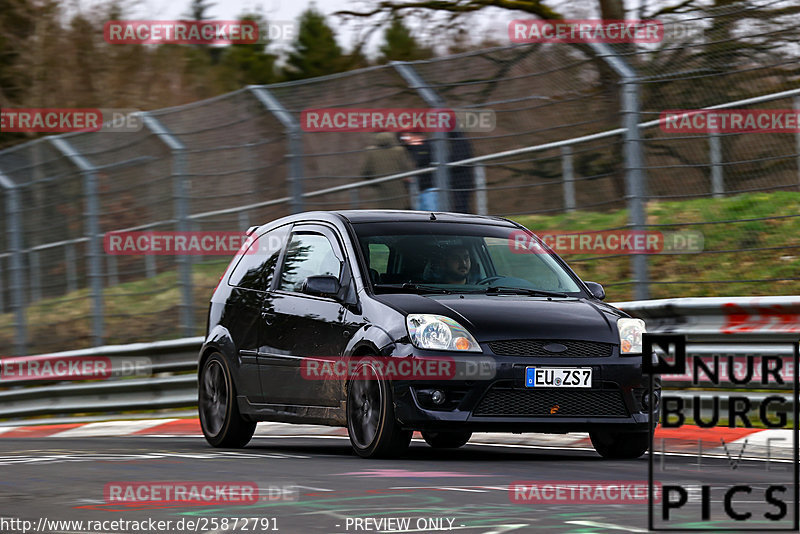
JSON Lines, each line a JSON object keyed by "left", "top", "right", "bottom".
{"left": 373, "top": 283, "right": 453, "bottom": 294}
{"left": 483, "top": 286, "right": 568, "bottom": 298}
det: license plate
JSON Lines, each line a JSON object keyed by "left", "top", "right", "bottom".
{"left": 525, "top": 367, "right": 592, "bottom": 388}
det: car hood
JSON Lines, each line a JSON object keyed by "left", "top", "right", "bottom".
{"left": 373, "top": 293, "right": 622, "bottom": 343}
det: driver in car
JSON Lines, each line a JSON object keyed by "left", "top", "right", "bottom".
{"left": 443, "top": 246, "right": 471, "bottom": 284}
{"left": 436, "top": 245, "right": 472, "bottom": 284}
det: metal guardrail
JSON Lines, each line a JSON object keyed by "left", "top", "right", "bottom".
{"left": 0, "top": 298, "right": 797, "bottom": 422}
{"left": 614, "top": 296, "right": 800, "bottom": 342}
{"left": 0, "top": 337, "right": 202, "bottom": 421}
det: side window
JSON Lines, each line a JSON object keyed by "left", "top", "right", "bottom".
{"left": 228, "top": 226, "right": 288, "bottom": 291}
{"left": 278, "top": 232, "right": 342, "bottom": 292}
{"left": 367, "top": 243, "right": 390, "bottom": 275}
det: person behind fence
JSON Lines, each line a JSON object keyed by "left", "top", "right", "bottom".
{"left": 399, "top": 131, "right": 438, "bottom": 211}
{"left": 447, "top": 131, "right": 475, "bottom": 213}
{"left": 361, "top": 132, "right": 413, "bottom": 209}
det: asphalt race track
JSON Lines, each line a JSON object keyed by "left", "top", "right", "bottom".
{"left": 0, "top": 434, "right": 795, "bottom": 534}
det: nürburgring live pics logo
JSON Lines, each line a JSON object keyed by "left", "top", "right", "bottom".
{"left": 644, "top": 333, "right": 799, "bottom": 531}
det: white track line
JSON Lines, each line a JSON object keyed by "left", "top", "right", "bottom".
{"left": 566, "top": 520, "right": 648, "bottom": 532}
{"left": 50, "top": 419, "right": 177, "bottom": 437}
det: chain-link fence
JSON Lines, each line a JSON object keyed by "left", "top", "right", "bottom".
{"left": 1, "top": 2, "right": 798, "bottom": 354}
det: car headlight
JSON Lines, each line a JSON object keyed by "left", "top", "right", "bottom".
{"left": 617, "top": 318, "right": 645, "bottom": 355}
{"left": 406, "top": 314, "right": 481, "bottom": 352}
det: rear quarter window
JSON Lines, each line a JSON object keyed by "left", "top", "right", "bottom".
{"left": 227, "top": 226, "right": 288, "bottom": 291}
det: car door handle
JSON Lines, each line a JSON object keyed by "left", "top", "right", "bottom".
{"left": 261, "top": 310, "right": 275, "bottom": 325}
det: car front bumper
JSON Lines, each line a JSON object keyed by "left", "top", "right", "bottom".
{"left": 389, "top": 345, "right": 656, "bottom": 434}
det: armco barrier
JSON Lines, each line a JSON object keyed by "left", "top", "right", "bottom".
{"left": 614, "top": 296, "right": 800, "bottom": 342}
{"left": 616, "top": 296, "right": 800, "bottom": 390}
{"left": 0, "top": 298, "right": 798, "bottom": 422}
{"left": 0, "top": 337, "right": 202, "bottom": 420}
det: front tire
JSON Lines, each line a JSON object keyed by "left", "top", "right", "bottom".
{"left": 589, "top": 429, "right": 650, "bottom": 459}
{"left": 199, "top": 353, "right": 256, "bottom": 448}
{"left": 421, "top": 431, "right": 472, "bottom": 449}
{"left": 346, "top": 359, "right": 412, "bottom": 458}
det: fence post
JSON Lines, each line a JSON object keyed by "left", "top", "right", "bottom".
{"left": 29, "top": 250, "right": 41, "bottom": 302}
{"left": 238, "top": 211, "right": 250, "bottom": 232}
{"left": 474, "top": 165, "right": 488, "bottom": 215}
{"left": 407, "top": 175, "right": 420, "bottom": 210}
{"left": 248, "top": 86, "right": 304, "bottom": 214}
{"left": 65, "top": 242, "right": 78, "bottom": 292}
{"left": 709, "top": 130, "right": 724, "bottom": 198}
{"left": 50, "top": 138, "right": 104, "bottom": 347}
{"left": 795, "top": 96, "right": 800, "bottom": 185}
{"left": 145, "top": 254, "right": 156, "bottom": 279}
{"left": 393, "top": 62, "right": 452, "bottom": 212}
{"left": 0, "top": 257, "right": 4, "bottom": 313}
{"left": 589, "top": 43, "right": 649, "bottom": 300}
{"left": 429, "top": 134, "right": 451, "bottom": 211}
{"left": 142, "top": 113, "right": 194, "bottom": 337}
{"left": 107, "top": 254, "right": 119, "bottom": 286}
{"left": 561, "top": 145, "right": 576, "bottom": 212}
{"left": 0, "top": 171, "right": 28, "bottom": 354}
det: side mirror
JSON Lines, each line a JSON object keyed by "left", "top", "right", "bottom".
{"left": 302, "top": 275, "right": 341, "bottom": 298}
{"left": 584, "top": 281, "right": 605, "bottom": 300}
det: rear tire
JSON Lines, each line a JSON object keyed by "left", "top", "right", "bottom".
{"left": 346, "top": 359, "right": 412, "bottom": 458}
{"left": 421, "top": 431, "right": 472, "bottom": 449}
{"left": 199, "top": 353, "right": 256, "bottom": 448}
{"left": 590, "top": 429, "right": 650, "bottom": 459}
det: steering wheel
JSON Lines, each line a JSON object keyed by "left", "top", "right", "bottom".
{"left": 476, "top": 276, "right": 505, "bottom": 286}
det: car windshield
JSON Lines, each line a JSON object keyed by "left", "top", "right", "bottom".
{"left": 353, "top": 221, "right": 583, "bottom": 295}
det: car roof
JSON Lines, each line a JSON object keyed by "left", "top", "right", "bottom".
{"left": 254, "top": 210, "right": 519, "bottom": 234}
{"left": 334, "top": 210, "right": 516, "bottom": 226}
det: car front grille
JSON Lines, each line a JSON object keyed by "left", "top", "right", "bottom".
{"left": 473, "top": 387, "right": 628, "bottom": 417}
{"left": 488, "top": 339, "right": 614, "bottom": 358}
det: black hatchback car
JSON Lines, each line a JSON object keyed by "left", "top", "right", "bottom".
{"left": 198, "top": 210, "right": 656, "bottom": 458}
